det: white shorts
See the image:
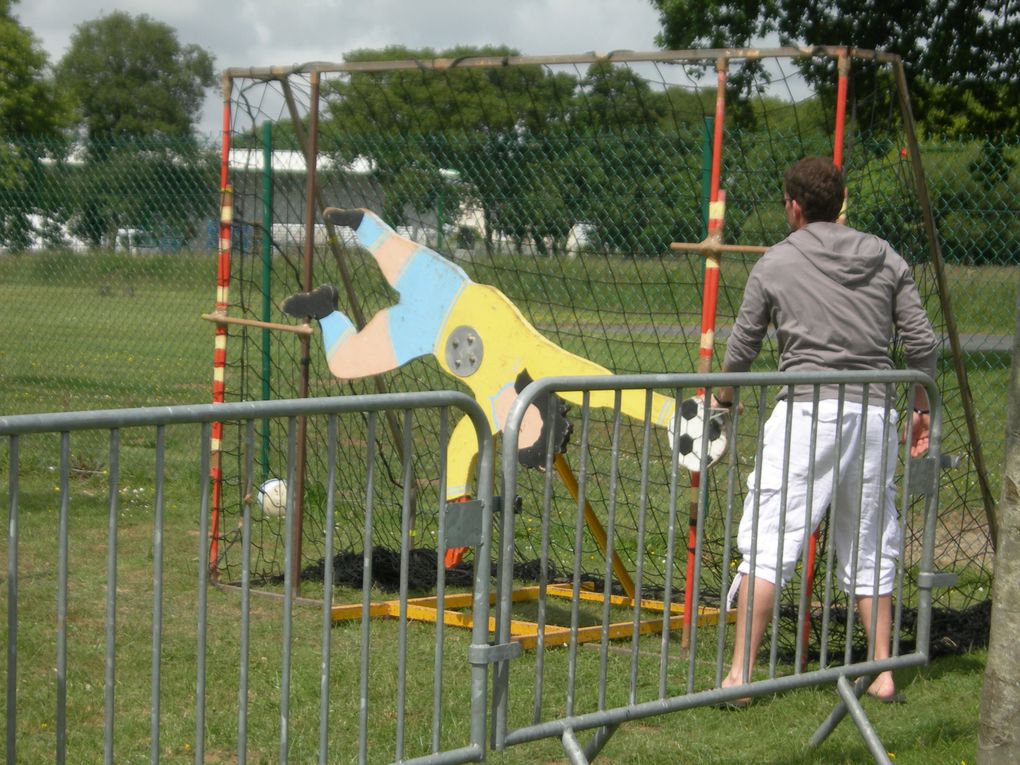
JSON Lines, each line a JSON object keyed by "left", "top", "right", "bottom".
{"left": 735, "top": 399, "right": 901, "bottom": 597}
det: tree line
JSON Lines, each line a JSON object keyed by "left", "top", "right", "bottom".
{"left": 1, "top": 2, "right": 215, "bottom": 250}
{"left": 1, "top": 2, "right": 1015, "bottom": 260}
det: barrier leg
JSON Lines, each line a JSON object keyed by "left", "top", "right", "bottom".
{"left": 810, "top": 676, "right": 892, "bottom": 765}
{"left": 809, "top": 675, "right": 866, "bottom": 747}
{"left": 583, "top": 724, "right": 619, "bottom": 763}
{"left": 836, "top": 676, "right": 893, "bottom": 764}
{"left": 561, "top": 724, "right": 619, "bottom": 765}
{"left": 562, "top": 728, "right": 590, "bottom": 765}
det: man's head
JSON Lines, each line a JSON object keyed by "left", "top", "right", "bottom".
{"left": 783, "top": 157, "right": 845, "bottom": 229}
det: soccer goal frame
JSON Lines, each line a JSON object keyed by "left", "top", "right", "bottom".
{"left": 207, "top": 46, "right": 995, "bottom": 656}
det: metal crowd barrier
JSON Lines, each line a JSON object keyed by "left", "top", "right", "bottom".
{"left": 2, "top": 371, "right": 951, "bottom": 765}
{"left": 2, "top": 392, "right": 495, "bottom": 765}
{"left": 494, "top": 370, "right": 949, "bottom": 765}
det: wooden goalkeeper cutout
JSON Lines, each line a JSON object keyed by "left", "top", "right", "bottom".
{"left": 281, "top": 207, "right": 731, "bottom": 644}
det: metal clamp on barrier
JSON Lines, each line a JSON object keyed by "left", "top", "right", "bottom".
{"left": 917, "top": 572, "right": 958, "bottom": 590}
{"left": 444, "top": 495, "right": 522, "bottom": 549}
{"left": 445, "top": 498, "right": 486, "bottom": 549}
{"left": 908, "top": 454, "right": 961, "bottom": 496}
{"left": 468, "top": 641, "right": 523, "bottom": 666}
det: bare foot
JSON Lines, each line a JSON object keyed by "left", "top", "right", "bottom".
{"left": 866, "top": 671, "right": 904, "bottom": 703}
{"left": 720, "top": 671, "right": 753, "bottom": 708}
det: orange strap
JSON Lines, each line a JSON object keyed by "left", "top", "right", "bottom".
{"left": 443, "top": 495, "right": 472, "bottom": 569}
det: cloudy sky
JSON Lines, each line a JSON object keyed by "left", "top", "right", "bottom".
{"left": 16, "top": 0, "right": 666, "bottom": 138}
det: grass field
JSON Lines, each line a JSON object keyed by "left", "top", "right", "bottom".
{"left": 1, "top": 414, "right": 987, "bottom": 764}
{"left": 0, "top": 250, "right": 1008, "bottom": 496}
{"left": 0, "top": 250, "right": 1009, "bottom": 763}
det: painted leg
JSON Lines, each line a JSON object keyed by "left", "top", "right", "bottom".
{"left": 325, "top": 207, "right": 433, "bottom": 287}
{"left": 443, "top": 414, "right": 484, "bottom": 569}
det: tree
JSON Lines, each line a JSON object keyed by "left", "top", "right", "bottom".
{"left": 54, "top": 12, "right": 217, "bottom": 247}
{"left": 0, "top": 0, "right": 71, "bottom": 250}
{"left": 648, "top": 0, "right": 1019, "bottom": 138}
{"left": 1, "top": 1, "right": 67, "bottom": 140}
{"left": 321, "top": 47, "right": 712, "bottom": 256}
{"left": 323, "top": 45, "right": 580, "bottom": 245}
{"left": 977, "top": 272, "right": 1020, "bottom": 763}
{"left": 56, "top": 11, "right": 215, "bottom": 141}
{"left": 569, "top": 61, "right": 668, "bottom": 133}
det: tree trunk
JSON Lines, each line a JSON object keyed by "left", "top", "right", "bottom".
{"left": 977, "top": 274, "right": 1020, "bottom": 763}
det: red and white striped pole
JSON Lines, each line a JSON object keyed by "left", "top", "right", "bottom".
{"left": 208, "top": 77, "right": 234, "bottom": 577}
{"left": 682, "top": 56, "right": 728, "bottom": 652}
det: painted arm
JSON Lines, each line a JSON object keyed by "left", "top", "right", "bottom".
{"left": 518, "top": 333, "right": 675, "bottom": 428}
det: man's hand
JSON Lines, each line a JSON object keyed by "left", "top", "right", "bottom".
{"left": 904, "top": 409, "right": 930, "bottom": 457}
{"left": 710, "top": 387, "right": 743, "bottom": 414}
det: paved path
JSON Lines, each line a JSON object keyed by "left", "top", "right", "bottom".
{"left": 537, "top": 323, "right": 1013, "bottom": 354}
{"left": 951, "top": 333, "right": 1013, "bottom": 354}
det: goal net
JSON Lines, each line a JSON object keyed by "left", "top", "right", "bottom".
{"left": 211, "top": 46, "right": 995, "bottom": 656}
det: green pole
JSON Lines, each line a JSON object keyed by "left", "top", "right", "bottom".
{"left": 437, "top": 186, "right": 445, "bottom": 251}
{"left": 260, "top": 120, "right": 273, "bottom": 477}
{"left": 701, "top": 116, "right": 714, "bottom": 239}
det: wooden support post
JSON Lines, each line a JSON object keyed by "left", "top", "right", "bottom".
{"left": 554, "top": 453, "right": 637, "bottom": 601}
{"left": 202, "top": 312, "right": 314, "bottom": 336}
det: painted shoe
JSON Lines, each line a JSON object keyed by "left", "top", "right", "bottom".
{"left": 281, "top": 284, "right": 338, "bottom": 320}
{"left": 324, "top": 208, "right": 364, "bottom": 229}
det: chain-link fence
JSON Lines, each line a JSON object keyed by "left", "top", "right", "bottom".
{"left": 0, "top": 122, "right": 1010, "bottom": 644}
{"left": 0, "top": 133, "right": 1015, "bottom": 522}
{"left": 0, "top": 137, "right": 219, "bottom": 413}
{"left": 0, "top": 132, "right": 1013, "bottom": 405}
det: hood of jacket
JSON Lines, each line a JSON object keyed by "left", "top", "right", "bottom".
{"left": 785, "top": 221, "right": 886, "bottom": 287}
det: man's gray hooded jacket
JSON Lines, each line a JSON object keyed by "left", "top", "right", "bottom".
{"left": 722, "top": 221, "right": 939, "bottom": 403}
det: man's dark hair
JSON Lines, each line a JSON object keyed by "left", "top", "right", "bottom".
{"left": 784, "top": 157, "right": 845, "bottom": 223}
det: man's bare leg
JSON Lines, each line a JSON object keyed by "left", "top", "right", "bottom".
{"left": 857, "top": 594, "right": 898, "bottom": 700}
{"left": 722, "top": 575, "right": 777, "bottom": 695}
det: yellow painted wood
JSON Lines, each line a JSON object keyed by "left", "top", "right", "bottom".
{"left": 554, "top": 454, "right": 637, "bottom": 600}
{"left": 437, "top": 281, "right": 676, "bottom": 500}
{"left": 330, "top": 585, "right": 733, "bottom": 653}
{"left": 331, "top": 601, "right": 397, "bottom": 620}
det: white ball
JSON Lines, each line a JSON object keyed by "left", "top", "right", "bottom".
{"left": 668, "top": 397, "right": 728, "bottom": 472}
{"left": 256, "top": 478, "right": 288, "bottom": 517}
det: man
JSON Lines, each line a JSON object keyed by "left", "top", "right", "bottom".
{"left": 716, "top": 157, "right": 939, "bottom": 704}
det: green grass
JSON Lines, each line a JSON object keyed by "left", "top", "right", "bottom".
{"left": 940, "top": 265, "right": 1017, "bottom": 336}
{"left": 0, "top": 250, "right": 1005, "bottom": 763}
{"left": 493, "top": 652, "right": 985, "bottom": 764}
{"left": 0, "top": 252, "right": 214, "bottom": 413}
{"left": 0, "top": 440, "right": 987, "bottom": 763}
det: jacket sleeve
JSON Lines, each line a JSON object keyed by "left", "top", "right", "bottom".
{"left": 723, "top": 263, "right": 771, "bottom": 373}
{"left": 892, "top": 260, "right": 939, "bottom": 380}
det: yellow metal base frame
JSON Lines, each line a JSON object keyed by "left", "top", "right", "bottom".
{"left": 331, "top": 584, "right": 731, "bottom": 651}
